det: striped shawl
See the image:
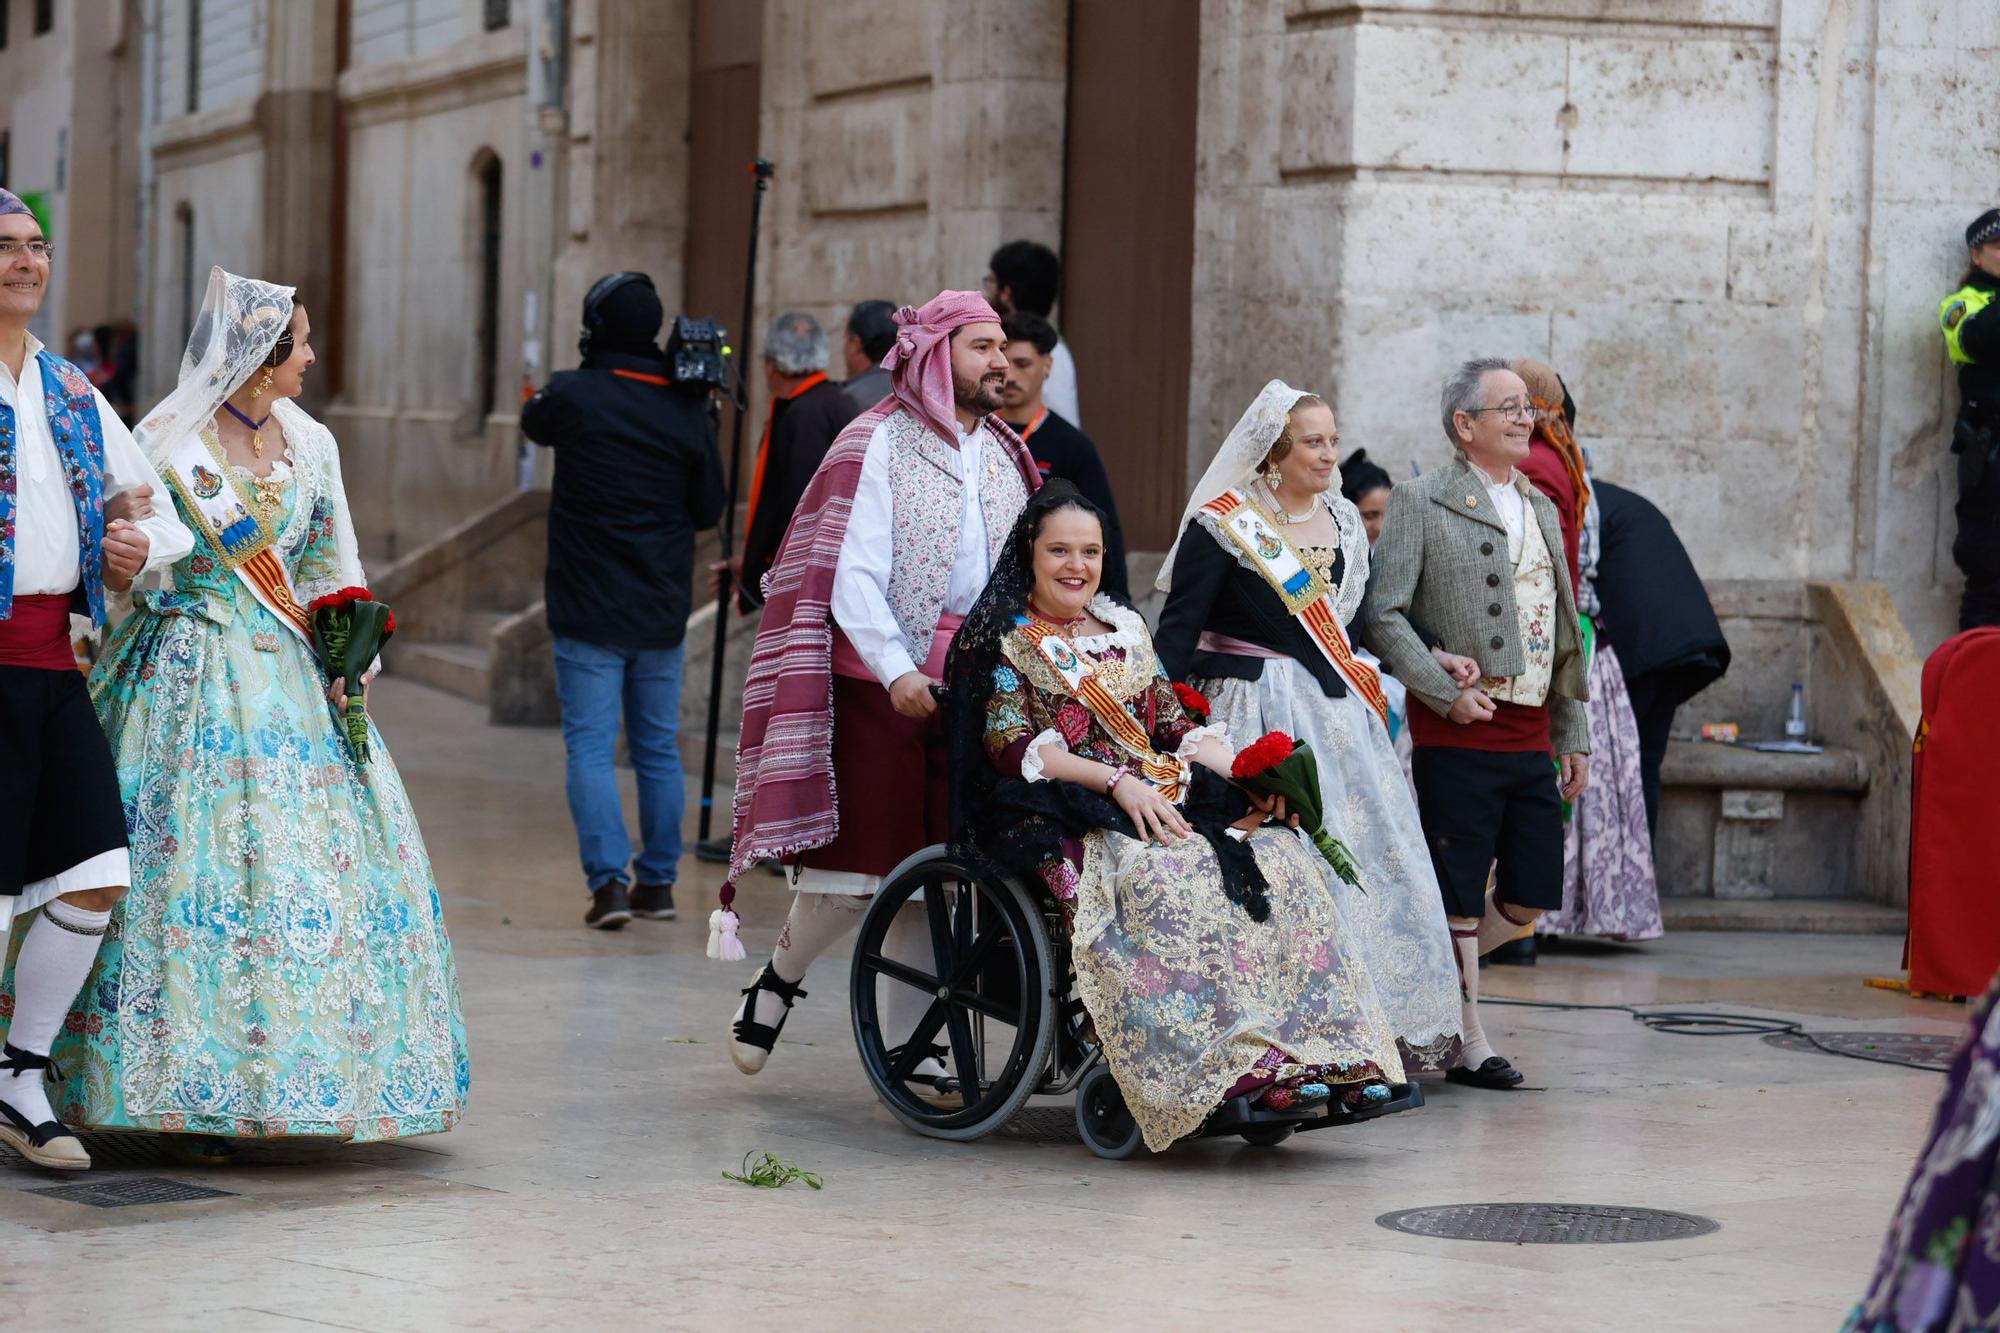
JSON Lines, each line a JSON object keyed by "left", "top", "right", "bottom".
{"left": 722, "top": 404, "right": 1039, "bottom": 898}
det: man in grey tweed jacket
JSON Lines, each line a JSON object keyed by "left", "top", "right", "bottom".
{"left": 1360, "top": 358, "right": 1591, "bottom": 1091}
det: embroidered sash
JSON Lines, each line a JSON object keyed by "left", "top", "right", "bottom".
{"left": 1201, "top": 489, "right": 1390, "bottom": 728}
{"left": 1016, "top": 617, "right": 1189, "bottom": 801}
{"left": 0, "top": 350, "right": 108, "bottom": 625}
{"left": 161, "top": 429, "right": 311, "bottom": 641}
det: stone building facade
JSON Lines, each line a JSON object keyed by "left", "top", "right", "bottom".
{"left": 117, "top": 3, "right": 2000, "bottom": 640}
{"left": 118, "top": 2, "right": 1993, "bottom": 909}
{"left": 1188, "top": 0, "right": 1997, "bottom": 678}
{"left": 0, "top": 0, "right": 145, "bottom": 359}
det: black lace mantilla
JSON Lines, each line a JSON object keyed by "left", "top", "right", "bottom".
{"left": 944, "top": 481, "right": 1271, "bottom": 920}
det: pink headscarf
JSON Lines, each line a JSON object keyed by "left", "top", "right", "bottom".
{"left": 883, "top": 289, "right": 1003, "bottom": 445}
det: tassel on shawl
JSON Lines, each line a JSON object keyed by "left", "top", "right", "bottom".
{"left": 708, "top": 881, "right": 746, "bottom": 961}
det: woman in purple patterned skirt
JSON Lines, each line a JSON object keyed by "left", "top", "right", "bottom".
{"left": 1846, "top": 969, "right": 2000, "bottom": 1331}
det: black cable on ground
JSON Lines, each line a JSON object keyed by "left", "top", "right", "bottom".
{"left": 1478, "top": 996, "right": 1952, "bottom": 1073}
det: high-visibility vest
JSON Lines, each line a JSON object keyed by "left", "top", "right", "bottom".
{"left": 1940, "top": 284, "right": 1996, "bottom": 365}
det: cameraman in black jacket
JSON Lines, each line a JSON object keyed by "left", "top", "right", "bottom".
{"left": 520, "top": 273, "right": 726, "bottom": 930}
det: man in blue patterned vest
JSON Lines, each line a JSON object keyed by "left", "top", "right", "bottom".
{"left": 0, "top": 188, "right": 190, "bottom": 1170}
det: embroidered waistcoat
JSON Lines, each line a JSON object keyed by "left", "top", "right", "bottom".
{"left": 883, "top": 412, "right": 1030, "bottom": 649}
{"left": 0, "top": 350, "right": 108, "bottom": 626}
{"left": 1482, "top": 494, "right": 1558, "bottom": 708}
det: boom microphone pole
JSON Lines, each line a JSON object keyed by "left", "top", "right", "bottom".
{"left": 695, "top": 157, "right": 774, "bottom": 863}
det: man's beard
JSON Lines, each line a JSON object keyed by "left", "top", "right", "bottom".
{"left": 954, "top": 368, "right": 1005, "bottom": 416}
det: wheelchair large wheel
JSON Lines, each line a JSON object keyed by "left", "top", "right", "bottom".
{"left": 851, "top": 846, "right": 1056, "bottom": 1141}
{"left": 1074, "top": 1064, "right": 1148, "bottom": 1160}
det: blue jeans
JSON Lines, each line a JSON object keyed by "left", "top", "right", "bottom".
{"left": 552, "top": 636, "right": 686, "bottom": 892}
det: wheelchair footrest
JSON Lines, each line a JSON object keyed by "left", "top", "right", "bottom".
{"left": 1199, "top": 1081, "right": 1424, "bottom": 1138}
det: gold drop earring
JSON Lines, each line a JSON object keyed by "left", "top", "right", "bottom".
{"left": 250, "top": 366, "right": 274, "bottom": 400}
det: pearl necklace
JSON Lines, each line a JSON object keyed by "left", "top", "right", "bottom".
{"left": 1261, "top": 479, "right": 1316, "bottom": 525}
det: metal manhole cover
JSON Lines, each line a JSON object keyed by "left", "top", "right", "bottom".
{"left": 1762, "top": 1031, "right": 1957, "bottom": 1067}
{"left": 994, "top": 1107, "right": 1082, "bottom": 1143}
{"left": 1377, "top": 1203, "right": 1719, "bottom": 1244}
{"left": 20, "top": 1177, "right": 236, "bottom": 1208}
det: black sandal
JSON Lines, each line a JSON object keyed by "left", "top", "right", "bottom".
{"left": 887, "top": 1043, "right": 963, "bottom": 1104}
{"left": 729, "top": 966, "right": 807, "bottom": 1075}
{"left": 0, "top": 1045, "right": 89, "bottom": 1170}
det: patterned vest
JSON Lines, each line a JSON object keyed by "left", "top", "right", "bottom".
{"left": 883, "top": 412, "right": 1030, "bottom": 650}
{"left": 0, "top": 350, "right": 108, "bottom": 626}
{"left": 1483, "top": 492, "right": 1557, "bottom": 708}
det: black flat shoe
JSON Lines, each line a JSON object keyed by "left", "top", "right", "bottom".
{"left": 1485, "top": 937, "right": 1537, "bottom": 967}
{"left": 1446, "top": 1056, "right": 1526, "bottom": 1090}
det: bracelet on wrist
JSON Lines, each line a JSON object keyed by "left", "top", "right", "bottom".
{"left": 1105, "top": 770, "right": 1125, "bottom": 797}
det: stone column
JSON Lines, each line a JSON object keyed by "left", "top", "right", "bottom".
{"left": 259, "top": 0, "right": 338, "bottom": 414}
{"left": 754, "top": 0, "right": 1068, "bottom": 377}
{"left": 549, "top": 0, "right": 693, "bottom": 378}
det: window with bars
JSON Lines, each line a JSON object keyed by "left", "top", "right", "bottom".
{"left": 483, "top": 0, "right": 509, "bottom": 31}
{"left": 32, "top": 0, "right": 50, "bottom": 36}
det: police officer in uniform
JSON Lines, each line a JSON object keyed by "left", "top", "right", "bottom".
{"left": 1940, "top": 209, "right": 2000, "bottom": 629}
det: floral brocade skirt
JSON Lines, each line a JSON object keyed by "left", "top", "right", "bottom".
{"left": 1199, "top": 662, "right": 1463, "bottom": 1071}
{"left": 0, "top": 602, "right": 470, "bottom": 1141}
{"left": 1070, "top": 823, "right": 1406, "bottom": 1151}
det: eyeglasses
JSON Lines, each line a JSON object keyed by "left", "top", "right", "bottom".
{"left": 1464, "top": 398, "right": 1535, "bottom": 422}
{"left": 0, "top": 239, "right": 53, "bottom": 261}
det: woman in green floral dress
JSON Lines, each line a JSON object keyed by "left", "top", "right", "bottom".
{"left": 1, "top": 268, "right": 469, "bottom": 1143}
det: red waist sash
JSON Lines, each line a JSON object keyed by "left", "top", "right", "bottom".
{"left": 0, "top": 594, "right": 80, "bottom": 671}
{"left": 1408, "top": 697, "right": 1551, "bottom": 754}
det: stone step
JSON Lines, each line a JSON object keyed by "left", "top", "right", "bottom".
{"left": 461, "top": 609, "right": 513, "bottom": 645}
{"left": 391, "top": 641, "right": 491, "bottom": 705}
{"left": 1660, "top": 896, "right": 1905, "bottom": 934}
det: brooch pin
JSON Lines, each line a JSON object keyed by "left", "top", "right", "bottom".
{"left": 252, "top": 631, "right": 281, "bottom": 653}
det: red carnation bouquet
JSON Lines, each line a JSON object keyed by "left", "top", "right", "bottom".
{"left": 308, "top": 586, "right": 397, "bottom": 763}
{"left": 1172, "top": 682, "right": 1211, "bottom": 724}
{"left": 1230, "top": 731, "right": 1363, "bottom": 889}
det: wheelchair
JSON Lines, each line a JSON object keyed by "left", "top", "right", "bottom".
{"left": 848, "top": 843, "right": 1424, "bottom": 1160}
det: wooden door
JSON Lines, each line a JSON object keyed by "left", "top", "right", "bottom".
{"left": 685, "top": 0, "right": 764, "bottom": 362}
{"left": 1061, "top": 2, "right": 1200, "bottom": 550}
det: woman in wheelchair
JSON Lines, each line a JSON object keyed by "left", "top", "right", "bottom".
{"left": 944, "top": 481, "right": 1406, "bottom": 1152}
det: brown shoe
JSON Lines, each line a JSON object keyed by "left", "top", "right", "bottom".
{"left": 585, "top": 882, "right": 632, "bottom": 930}
{"left": 631, "top": 883, "right": 677, "bottom": 920}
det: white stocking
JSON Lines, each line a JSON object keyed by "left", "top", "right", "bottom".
{"left": 2, "top": 899, "right": 112, "bottom": 1127}
{"left": 879, "top": 901, "right": 943, "bottom": 1066}
{"left": 1450, "top": 922, "right": 1498, "bottom": 1069}
{"left": 733, "top": 892, "right": 867, "bottom": 1027}
{"left": 1475, "top": 881, "right": 1541, "bottom": 955}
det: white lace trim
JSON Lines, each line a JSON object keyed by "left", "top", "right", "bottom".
{"left": 1020, "top": 728, "right": 1069, "bottom": 783}
{"left": 1175, "top": 722, "right": 1229, "bottom": 760}
{"left": 1067, "top": 595, "right": 1149, "bottom": 653}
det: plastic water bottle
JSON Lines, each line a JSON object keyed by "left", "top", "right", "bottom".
{"left": 1785, "top": 682, "right": 1807, "bottom": 741}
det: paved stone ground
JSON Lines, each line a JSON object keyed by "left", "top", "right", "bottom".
{"left": 2, "top": 680, "right": 1955, "bottom": 1330}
